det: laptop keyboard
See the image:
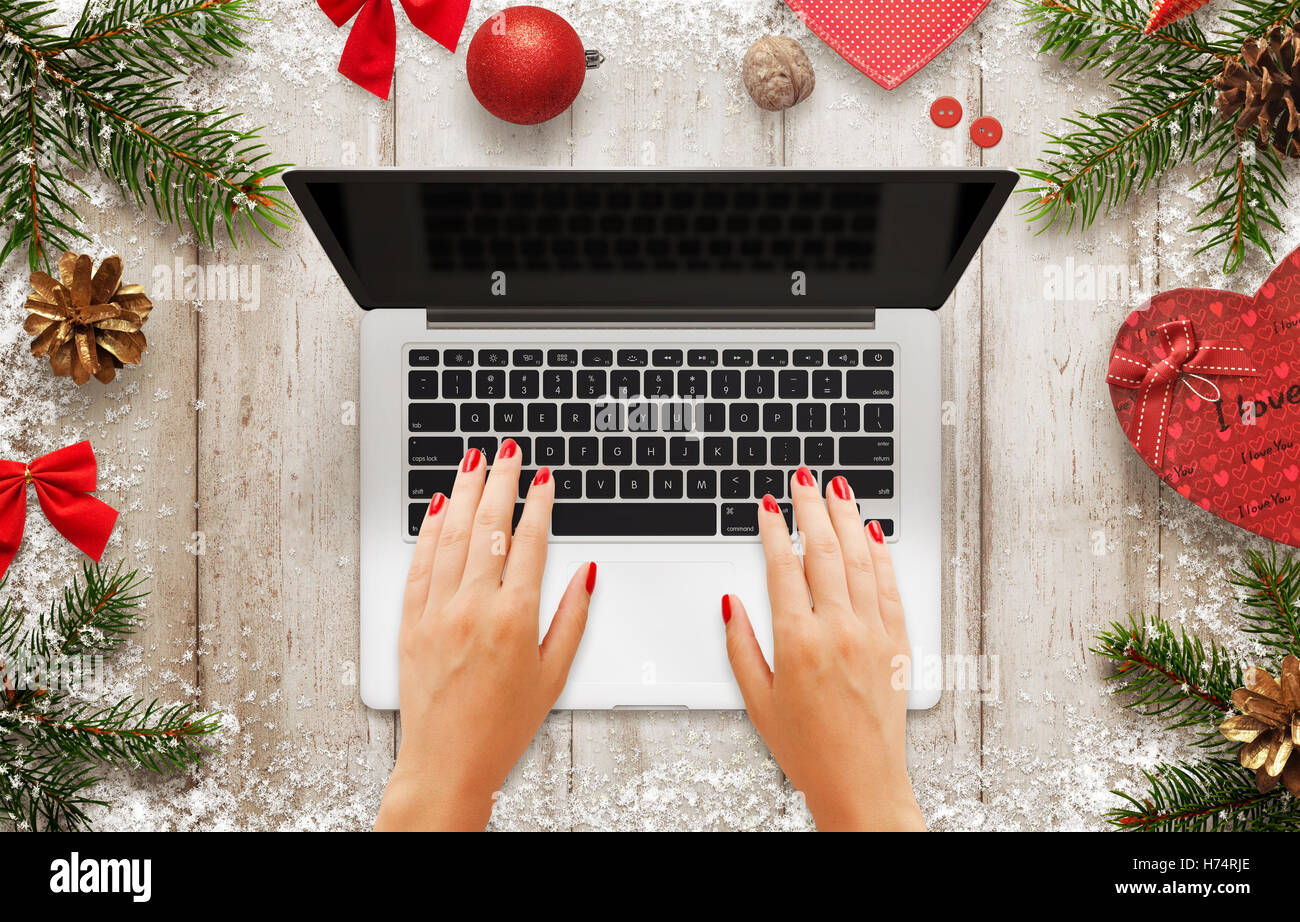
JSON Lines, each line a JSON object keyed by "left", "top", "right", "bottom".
{"left": 404, "top": 344, "right": 898, "bottom": 540}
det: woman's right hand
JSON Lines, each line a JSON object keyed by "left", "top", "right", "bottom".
{"left": 722, "top": 467, "right": 925, "bottom": 831}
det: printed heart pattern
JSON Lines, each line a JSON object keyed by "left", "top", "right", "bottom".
{"left": 785, "top": 0, "right": 989, "bottom": 90}
{"left": 1108, "top": 247, "right": 1300, "bottom": 547}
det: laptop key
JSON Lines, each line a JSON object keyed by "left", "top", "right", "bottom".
{"left": 577, "top": 370, "right": 607, "bottom": 398}
{"left": 862, "top": 349, "right": 894, "bottom": 367}
{"left": 509, "top": 370, "right": 539, "bottom": 399}
{"left": 543, "top": 369, "right": 573, "bottom": 399}
{"left": 758, "top": 349, "right": 788, "bottom": 367}
{"left": 468, "top": 436, "right": 498, "bottom": 463}
{"left": 670, "top": 436, "right": 701, "bottom": 466}
{"left": 620, "top": 470, "right": 650, "bottom": 498}
{"left": 547, "top": 349, "right": 578, "bottom": 367}
{"left": 409, "top": 348, "right": 438, "bottom": 366}
{"left": 763, "top": 403, "right": 793, "bottom": 432}
{"left": 877, "top": 519, "right": 895, "bottom": 537}
{"left": 686, "top": 469, "right": 716, "bottom": 498}
{"left": 722, "top": 470, "right": 750, "bottom": 498}
{"left": 830, "top": 403, "right": 860, "bottom": 432}
{"left": 720, "top": 503, "right": 758, "bottom": 536}
{"left": 552, "top": 502, "right": 716, "bottom": 536}
{"left": 701, "top": 403, "right": 727, "bottom": 432}
{"left": 864, "top": 403, "right": 894, "bottom": 432}
{"left": 652, "top": 349, "right": 683, "bottom": 367}
{"left": 825, "top": 469, "right": 894, "bottom": 499}
{"left": 644, "top": 370, "right": 673, "bottom": 398}
{"left": 570, "top": 437, "right": 599, "bottom": 465}
{"left": 654, "top": 470, "right": 683, "bottom": 498}
{"left": 840, "top": 437, "right": 893, "bottom": 466}
{"left": 603, "top": 437, "right": 633, "bottom": 466}
{"left": 535, "top": 437, "right": 565, "bottom": 465}
{"left": 409, "top": 469, "right": 456, "bottom": 500}
{"left": 705, "top": 437, "right": 734, "bottom": 466}
{"left": 636, "top": 437, "right": 666, "bottom": 466}
{"left": 729, "top": 403, "right": 760, "bottom": 432}
{"left": 688, "top": 349, "right": 719, "bottom": 367}
{"left": 711, "top": 370, "right": 741, "bottom": 398}
{"left": 409, "top": 436, "right": 463, "bottom": 465}
{"left": 828, "top": 349, "right": 858, "bottom": 367}
{"left": 493, "top": 403, "right": 525, "bottom": 432}
{"left": 797, "top": 403, "right": 827, "bottom": 431}
{"left": 442, "top": 369, "right": 471, "bottom": 398}
{"left": 793, "top": 349, "right": 822, "bottom": 367}
{"left": 745, "top": 370, "right": 774, "bottom": 399}
{"left": 444, "top": 348, "right": 473, "bottom": 367}
{"left": 584, "top": 471, "right": 616, "bottom": 498}
{"left": 771, "top": 436, "right": 801, "bottom": 466}
{"left": 460, "top": 403, "right": 490, "bottom": 431}
{"left": 582, "top": 349, "right": 613, "bottom": 367}
{"left": 528, "top": 403, "right": 558, "bottom": 432}
{"left": 478, "top": 349, "right": 508, "bottom": 367}
{"left": 553, "top": 469, "right": 582, "bottom": 498}
{"left": 737, "top": 437, "right": 767, "bottom": 465}
{"left": 409, "top": 502, "right": 429, "bottom": 536}
{"left": 409, "top": 371, "right": 438, "bottom": 399}
{"left": 561, "top": 403, "right": 591, "bottom": 432}
{"left": 812, "top": 370, "right": 842, "bottom": 399}
{"left": 476, "top": 369, "right": 505, "bottom": 398}
{"left": 846, "top": 370, "right": 894, "bottom": 399}
{"left": 617, "top": 350, "right": 648, "bottom": 367}
{"left": 723, "top": 349, "right": 753, "bottom": 367}
{"left": 804, "top": 436, "right": 835, "bottom": 465}
{"left": 410, "top": 404, "right": 455, "bottom": 432}
{"left": 610, "top": 369, "right": 640, "bottom": 398}
{"left": 678, "top": 370, "right": 707, "bottom": 397}
{"left": 779, "top": 370, "right": 808, "bottom": 399}
{"left": 754, "top": 469, "right": 785, "bottom": 499}
{"left": 513, "top": 349, "right": 543, "bottom": 367}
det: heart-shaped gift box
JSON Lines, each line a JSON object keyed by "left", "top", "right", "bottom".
{"left": 785, "top": 0, "right": 988, "bottom": 90}
{"left": 1107, "top": 247, "right": 1300, "bottom": 546}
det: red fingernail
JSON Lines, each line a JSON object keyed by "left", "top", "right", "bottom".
{"left": 585, "top": 562, "right": 597, "bottom": 594}
{"left": 762, "top": 494, "right": 780, "bottom": 514}
{"left": 796, "top": 466, "right": 815, "bottom": 488}
{"left": 868, "top": 520, "right": 885, "bottom": 544}
{"left": 832, "top": 475, "right": 852, "bottom": 501}
{"left": 499, "top": 438, "right": 518, "bottom": 460}
{"left": 721, "top": 594, "right": 732, "bottom": 624}
{"left": 533, "top": 466, "right": 551, "bottom": 485}
{"left": 427, "top": 493, "right": 445, "bottom": 516}
{"left": 461, "top": 448, "right": 482, "bottom": 472}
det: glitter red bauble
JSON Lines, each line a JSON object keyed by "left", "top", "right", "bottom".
{"left": 466, "top": 6, "right": 588, "bottom": 125}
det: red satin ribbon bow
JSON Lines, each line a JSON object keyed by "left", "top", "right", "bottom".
{"left": 0, "top": 442, "right": 118, "bottom": 580}
{"left": 1107, "top": 319, "right": 1260, "bottom": 468}
{"left": 318, "top": 0, "right": 472, "bottom": 99}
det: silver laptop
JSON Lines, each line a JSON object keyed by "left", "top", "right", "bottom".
{"left": 286, "top": 169, "right": 1016, "bottom": 710}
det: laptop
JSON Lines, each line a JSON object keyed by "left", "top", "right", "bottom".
{"left": 286, "top": 169, "right": 1017, "bottom": 710}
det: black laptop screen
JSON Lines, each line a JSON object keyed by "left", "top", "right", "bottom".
{"left": 294, "top": 172, "right": 1014, "bottom": 310}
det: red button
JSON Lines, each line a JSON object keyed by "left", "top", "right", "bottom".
{"left": 971, "top": 116, "right": 1002, "bottom": 148}
{"left": 930, "top": 96, "right": 962, "bottom": 128}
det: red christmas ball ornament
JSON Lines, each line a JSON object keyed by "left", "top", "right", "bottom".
{"left": 466, "top": 6, "right": 603, "bottom": 125}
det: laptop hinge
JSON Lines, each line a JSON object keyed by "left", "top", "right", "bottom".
{"left": 423, "top": 308, "right": 877, "bottom": 328}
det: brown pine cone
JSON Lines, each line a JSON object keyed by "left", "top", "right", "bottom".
{"left": 1219, "top": 654, "right": 1300, "bottom": 795}
{"left": 1215, "top": 26, "right": 1300, "bottom": 158}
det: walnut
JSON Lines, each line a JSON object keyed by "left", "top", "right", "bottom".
{"left": 742, "top": 35, "right": 814, "bottom": 111}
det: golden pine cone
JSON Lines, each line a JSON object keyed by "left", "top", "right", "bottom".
{"left": 1219, "top": 654, "right": 1300, "bottom": 795}
{"left": 1215, "top": 26, "right": 1300, "bottom": 158}
{"left": 24, "top": 252, "right": 152, "bottom": 386}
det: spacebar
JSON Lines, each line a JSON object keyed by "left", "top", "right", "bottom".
{"left": 551, "top": 503, "right": 716, "bottom": 536}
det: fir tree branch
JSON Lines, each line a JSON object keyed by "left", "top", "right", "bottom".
{"left": 1189, "top": 126, "right": 1286, "bottom": 273}
{"left": 1107, "top": 758, "right": 1293, "bottom": 831}
{"left": 1229, "top": 548, "right": 1300, "bottom": 659}
{"left": 1092, "top": 614, "right": 1240, "bottom": 746}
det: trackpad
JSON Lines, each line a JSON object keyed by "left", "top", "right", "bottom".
{"left": 560, "top": 560, "right": 735, "bottom": 686}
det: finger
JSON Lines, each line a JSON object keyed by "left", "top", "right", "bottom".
{"left": 722, "top": 593, "right": 772, "bottom": 717}
{"left": 825, "top": 475, "right": 880, "bottom": 625}
{"left": 401, "top": 492, "right": 447, "bottom": 632}
{"left": 540, "top": 562, "right": 596, "bottom": 694}
{"left": 757, "top": 493, "right": 812, "bottom": 632}
{"left": 790, "top": 466, "right": 851, "bottom": 613}
{"left": 462, "top": 437, "right": 524, "bottom": 588}
{"left": 865, "top": 520, "right": 908, "bottom": 643}
{"left": 428, "top": 447, "right": 487, "bottom": 603}
{"left": 503, "top": 466, "right": 554, "bottom": 594}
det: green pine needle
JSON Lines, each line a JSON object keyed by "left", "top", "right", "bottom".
{"left": 0, "top": 0, "right": 294, "bottom": 271}
{"left": 1017, "top": 0, "right": 1300, "bottom": 271}
{"left": 1107, "top": 758, "right": 1298, "bottom": 830}
{"left": 0, "top": 561, "right": 220, "bottom": 831}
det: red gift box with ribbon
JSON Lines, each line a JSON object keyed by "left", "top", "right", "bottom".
{"left": 1107, "top": 247, "right": 1300, "bottom": 546}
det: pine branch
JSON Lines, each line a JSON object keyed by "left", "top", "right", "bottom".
{"left": 1092, "top": 614, "right": 1241, "bottom": 746}
{"left": 1229, "top": 548, "right": 1300, "bottom": 659}
{"left": 0, "top": 0, "right": 293, "bottom": 269}
{"left": 1189, "top": 125, "right": 1287, "bottom": 272}
{"left": 1107, "top": 758, "right": 1295, "bottom": 830}
{"left": 0, "top": 747, "right": 105, "bottom": 832}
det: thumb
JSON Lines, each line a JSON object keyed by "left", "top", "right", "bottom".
{"left": 540, "top": 562, "right": 596, "bottom": 694}
{"left": 722, "top": 593, "right": 772, "bottom": 716}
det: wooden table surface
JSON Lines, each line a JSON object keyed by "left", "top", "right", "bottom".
{"left": 2, "top": 0, "right": 1283, "bottom": 830}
